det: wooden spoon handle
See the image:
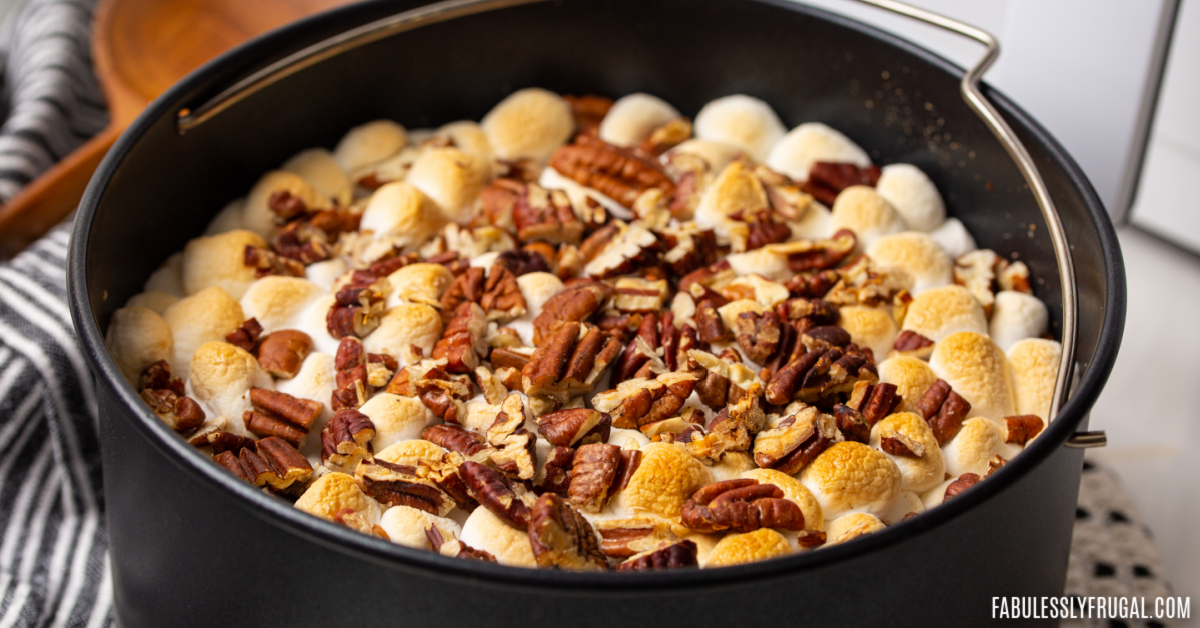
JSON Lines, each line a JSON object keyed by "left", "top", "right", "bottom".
{"left": 0, "top": 124, "right": 123, "bottom": 259}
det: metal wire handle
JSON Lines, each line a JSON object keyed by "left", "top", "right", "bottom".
{"left": 174, "top": 0, "right": 1090, "bottom": 446}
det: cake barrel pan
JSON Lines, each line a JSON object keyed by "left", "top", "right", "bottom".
{"left": 67, "top": 0, "right": 1126, "bottom": 625}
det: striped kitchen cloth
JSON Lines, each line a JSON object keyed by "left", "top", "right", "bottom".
{"left": 0, "top": 0, "right": 111, "bottom": 626}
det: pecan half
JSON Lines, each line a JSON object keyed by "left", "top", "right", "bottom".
{"left": 801, "top": 325, "right": 852, "bottom": 352}
{"left": 549, "top": 135, "right": 675, "bottom": 207}
{"left": 357, "top": 459, "right": 455, "bottom": 517}
{"left": 1003, "top": 415, "right": 1045, "bottom": 446}
{"left": 243, "top": 410, "right": 305, "bottom": 448}
{"left": 421, "top": 424, "right": 487, "bottom": 456}
{"left": 532, "top": 280, "right": 611, "bottom": 344}
{"left": 225, "top": 317, "right": 263, "bottom": 352}
{"left": 320, "top": 408, "right": 375, "bottom": 470}
{"left": 846, "top": 381, "right": 902, "bottom": 426}
{"left": 140, "top": 388, "right": 206, "bottom": 433}
{"left": 568, "top": 443, "right": 622, "bottom": 513}
{"left": 565, "top": 94, "right": 613, "bottom": 137}
{"left": 617, "top": 541, "right": 699, "bottom": 571}
{"left": 695, "top": 299, "right": 730, "bottom": 343}
{"left": 255, "top": 329, "right": 312, "bottom": 379}
{"left": 215, "top": 436, "right": 312, "bottom": 491}
{"left": 250, "top": 388, "right": 322, "bottom": 431}
{"left": 680, "top": 479, "right": 805, "bottom": 533}
{"left": 915, "top": 379, "right": 971, "bottom": 446}
{"left": 801, "top": 162, "right": 881, "bottom": 206}
{"left": 537, "top": 408, "right": 612, "bottom": 448}
{"left": 593, "top": 371, "right": 698, "bottom": 431}
{"left": 832, "top": 403, "right": 870, "bottom": 444}
{"left": 944, "top": 473, "right": 981, "bottom": 501}
{"left": 594, "top": 517, "right": 680, "bottom": 559}
{"left": 786, "top": 229, "right": 857, "bottom": 273}
{"left": 528, "top": 493, "right": 608, "bottom": 571}
{"left": 480, "top": 265, "right": 527, "bottom": 322}
{"left": 892, "top": 330, "right": 934, "bottom": 360}
{"left": 615, "top": 312, "right": 659, "bottom": 383}
{"left": 460, "top": 460, "right": 531, "bottom": 529}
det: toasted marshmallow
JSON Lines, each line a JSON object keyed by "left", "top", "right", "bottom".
{"left": 334, "top": 120, "right": 408, "bottom": 171}
{"left": 277, "top": 352, "right": 336, "bottom": 460}
{"left": 989, "top": 291, "right": 1049, "bottom": 351}
{"left": 378, "top": 505, "right": 461, "bottom": 550}
{"left": 798, "top": 441, "right": 902, "bottom": 520}
{"left": 877, "top": 356, "right": 939, "bottom": 415}
{"left": 125, "top": 290, "right": 179, "bottom": 315}
{"left": 598, "top": 93, "right": 681, "bottom": 146}
{"left": 866, "top": 232, "right": 952, "bottom": 294}
{"left": 362, "top": 304, "right": 442, "bottom": 365}
{"left": 375, "top": 439, "right": 447, "bottom": 465}
{"left": 615, "top": 442, "right": 713, "bottom": 519}
{"left": 360, "top": 393, "right": 437, "bottom": 452}
{"left": 790, "top": 201, "right": 834, "bottom": 240}
{"left": 1007, "top": 338, "right": 1061, "bottom": 420}
{"left": 869, "top": 412, "right": 945, "bottom": 492}
{"left": 874, "top": 164, "right": 945, "bottom": 232}
{"left": 481, "top": 88, "right": 574, "bottom": 161}
{"left": 709, "top": 451, "right": 756, "bottom": 482}
{"left": 705, "top": 528, "right": 792, "bottom": 567}
{"left": 433, "top": 120, "right": 494, "bottom": 162}
{"left": 295, "top": 294, "right": 341, "bottom": 357}
{"left": 204, "top": 198, "right": 245, "bottom": 235}
{"left": 459, "top": 506, "right": 536, "bottom": 567}
{"left": 144, "top": 253, "right": 185, "bottom": 297}
{"left": 516, "top": 272, "right": 564, "bottom": 320}
{"left": 106, "top": 306, "right": 173, "bottom": 386}
{"left": 180, "top": 230, "right": 266, "bottom": 300}
{"left": 881, "top": 489, "right": 924, "bottom": 524}
{"left": 765, "top": 122, "right": 871, "bottom": 182}
{"left": 662, "top": 139, "right": 741, "bottom": 176}
{"left": 386, "top": 263, "right": 455, "bottom": 308}
{"left": 282, "top": 148, "right": 352, "bottom": 207}
{"left": 359, "top": 182, "right": 444, "bottom": 249}
{"left": 607, "top": 427, "right": 650, "bottom": 449}
{"left": 188, "top": 341, "right": 272, "bottom": 437}
{"left": 837, "top": 305, "right": 897, "bottom": 362}
{"left": 406, "top": 147, "right": 491, "bottom": 223}
{"left": 929, "top": 217, "right": 976, "bottom": 259}
{"left": 830, "top": 186, "right": 906, "bottom": 246}
{"left": 901, "top": 285, "right": 987, "bottom": 342}
{"left": 305, "top": 258, "right": 346, "bottom": 293}
{"left": 726, "top": 247, "right": 791, "bottom": 282}
{"left": 694, "top": 95, "right": 785, "bottom": 161}
{"left": 243, "top": 171, "right": 331, "bottom": 237}
{"left": 930, "top": 332, "right": 1016, "bottom": 422}
{"left": 920, "top": 478, "right": 957, "bottom": 509}
{"left": 824, "top": 512, "right": 886, "bottom": 545}
{"left": 942, "top": 417, "right": 1017, "bottom": 477}
{"left": 162, "top": 286, "right": 245, "bottom": 379}
{"left": 743, "top": 468, "right": 824, "bottom": 531}
{"left": 295, "top": 472, "right": 381, "bottom": 524}
{"left": 240, "top": 276, "right": 324, "bottom": 333}
{"left": 693, "top": 161, "right": 768, "bottom": 244}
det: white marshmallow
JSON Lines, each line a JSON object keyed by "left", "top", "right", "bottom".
{"left": 378, "top": 506, "right": 461, "bottom": 550}
{"left": 360, "top": 393, "right": 438, "bottom": 452}
{"left": 929, "top": 217, "right": 977, "bottom": 259}
{"left": 204, "top": 198, "right": 245, "bottom": 235}
{"left": 359, "top": 182, "right": 444, "bottom": 249}
{"left": 1007, "top": 338, "right": 1062, "bottom": 421}
{"left": 283, "top": 148, "right": 353, "bottom": 207}
{"left": 459, "top": 506, "right": 536, "bottom": 567}
{"left": 765, "top": 122, "right": 870, "bottom": 182}
{"left": 875, "top": 164, "right": 945, "bottom": 232}
{"left": 239, "top": 276, "right": 324, "bottom": 333}
{"left": 867, "top": 231, "right": 953, "bottom": 294}
{"left": 989, "top": 291, "right": 1049, "bottom": 351}
{"left": 334, "top": 120, "right": 408, "bottom": 171}
{"left": 106, "top": 306, "right": 173, "bottom": 387}
{"left": 598, "top": 93, "right": 681, "bottom": 147}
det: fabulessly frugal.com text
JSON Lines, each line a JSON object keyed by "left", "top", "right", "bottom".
{"left": 992, "top": 596, "right": 1190, "bottom": 620}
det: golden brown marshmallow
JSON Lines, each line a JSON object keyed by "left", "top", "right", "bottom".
{"left": 830, "top": 186, "right": 906, "bottom": 247}
{"left": 242, "top": 171, "right": 331, "bottom": 238}
{"left": 765, "top": 122, "right": 871, "bottom": 182}
{"left": 459, "top": 506, "right": 536, "bottom": 567}
{"left": 1006, "top": 338, "right": 1061, "bottom": 421}
{"left": 837, "top": 305, "right": 898, "bottom": 363}
{"left": 929, "top": 332, "right": 1016, "bottom": 422}
{"left": 824, "top": 512, "right": 886, "bottom": 545}
{"left": 942, "top": 417, "right": 1009, "bottom": 478}
{"left": 868, "top": 412, "right": 945, "bottom": 492}
{"left": 106, "top": 306, "right": 173, "bottom": 386}
{"left": 282, "top": 148, "right": 353, "bottom": 207}
{"left": 333, "top": 119, "right": 408, "bottom": 171}
{"left": 359, "top": 181, "right": 444, "bottom": 249}
{"left": 294, "top": 471, "right": 381, "bottom": 524}
{"left": 125, "top": 290, "right": 179, "bottom": 315}
{"left": 693, "top": 161, "right": 769, "bottom": 246}
{"left": 798, "top": 441, "right": 902, "bottom": 520}
{"left": 204, "top": 198, "right": 245, "bottom": 235}
{"left": 161, "top": 286, "right": 245, "bottom": 379}
{"left": 881, "top": 489, "right": 924, "bottom": 524}
{"left": 614, "top": 442, "right": 713, "bottom": 520}
{"left": 362, "top": 304, "right": 442, "bottom": 365}
{"left": 901, "top": 285, "right": 987, "bottom": 342}
{"left": 181, "top": 229, "right": 266, "bottom": 300}
{"left": 481, "top": 88, "right": 574, "bottom": 162}
{"left": 705, "top": 528, "right": 792, "bottom": 567}
{"left": 598, "top": 93, "right": 681, "bottom": 146}
{"left": 693, "top": 94, "right": 785, "bottom": 161}
{"left": 239, "top": 276, "right": 324, "bottom": 333}
{"left": 378, "top": 505, "right": 461, "bottom": 550}
{"left": 386, "top": 263, "right": 455, "bottom": 308}
{"left": 188, "top": 341, "right": 272, "bottom": 438}
{"left": 989, "top": 291, "right": 1049, "bottom": 351}
{"left": 405, "top": 147, "right": 491, "bottom": 223}
{"left": 866, "top": 231, "right": 953, "bottom": 294}
{"left": 433, "top": 120, "right": 494, "bottom": 162}
{"left": 144, "top": 253, "right": 185, "bottom": 297}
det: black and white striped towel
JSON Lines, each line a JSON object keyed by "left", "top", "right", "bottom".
{"left": 0, "top": 0, "right": 1175, "bottom": 626}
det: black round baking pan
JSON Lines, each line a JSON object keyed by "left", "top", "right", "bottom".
{"left": 68, "top": 0, "right": 1126, "bottom": 625}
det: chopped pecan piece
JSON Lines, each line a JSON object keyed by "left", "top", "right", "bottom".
{"left": 495, "top": 248, "right": 549, "bottom": 277}
{"left": 832, "top": 403, "right": 870, "bottom": 444}
{"left": 489, "top": 346, "right": 531, "bottom": 373}
{"left": 215, "top": 436, "right": 312, "bottom": 491}
{"left": 1003, "top": 415, "right": 1045, "bottom": 446}
{"left": 680, "top": 479, "right": 805, "bottom": 534}
{"left": 244, "top": 244, "right": 305, "bottom": 278}
{"left": 532, "top": 280, "right": 611, "bottom": 344}
{"left": 140, "top": 388, "right": 206, "bottom": 433}
{"left": 892, "top": 330, "right": 934, "bottom": 360}
{"left": 660, "top": 228, "right": 719, "bottom": 281}
{"left": 243, "top": 410, "right": 305, "bottom": 448}
{"left": 536, "top": 445, "right": 575, "bottom": 496}
{"left": 786, "top": 229, "right": 857, "bottom": 273}
{"left": 610, "top": 277, "right": 669, "bottom": 314}
{"left": 225, "top": 317, "right": 263, "bottom": 352}
{"left": 484, "top": 393, "right": 537, "bottom": 481}
{"left": 460, "top": 460, "right": 531, "bottom": 529}
{"left": 880, "top": 432, "right": 926, "bottom": 458}
{"left": 432, "top": 302, "right": 488, "bottom": 374}
{"left": 513, "top": 184, "right": 585, "bottom": 245}
{"left": 695, "top": 299, "right": 730, "bottom": 343}
{"left": 568, "top": 443, "right": 622, "bottom": 513}
{"left": 801, "top": 325, "right": 851, "bottom": 351}
{"left": 735, "top": 310, "right": 783, "bottom": 364}
{"left": 422, "top": 424, "right": 487, "bottom": 456}
{"left": 415, "top": 367, "right": 472, "bottom": 425}
{"left": 616, "top": 312, "right": 659, "bottom": 383}
{"left": 537, "top": 408, "right": 612, "bottom": 448}
{"left": 320, "top": 408, "right": 375, "bottom": 470}
{"left": 638, "top": 117, "right": 692, "bottom": 156}
{"left": 785, "top": 269, "right": 841, "bottom": 299}
{"left": 249, "top": 388, "right": 322, "bottom": 431}
{"left": 915, "top": 379, "right": 971, "bottom": 446}
{"left": 439, "top": 266, "right": 485, "bottom": 319}
{"left": 528, "top": 493, "right": 608, "bottom": 571}
{"left": 255, "top": 329, "right": 312, "bottom": 379}
{"left": 592, "top": 371, "right": 698, "bottom": 430}
{"left": 825, "top": 255, "right": 911, "bottom": 308}
{"left": 326, "top": 271, "right": 387, "bottom": 339}
{"left": 753, "top": 406, "right": 824, "bottom": 468}
{"left": 594, "top": 517, "right": 680, "bottom": 559}
{"left": 139, "top": 359, "right": 184, "bottom": 396}
{"left": 781, "top": 297, "right": 839, "bottom": 326}
{"left": 617, "top": 540, "right": 699, "bottom": 571}
{"left": 549, "top": 135, "right": 675, "bottom": 208}
{"left": 846, "top": 381, "right": 902, "bottom": 426}
{"left": 758, "top": 408, "right": 841, "bottom": 475}
{"left": 954, "top": 249, "right": 1001, "bottom": 315}
{"left": 426, "top": 522, "right": 497, "bottom": 561}
{"left": 796, "top": 529, "right": 828, "bottom": 549}
{"left": 565, "top": 94, "right": 614, "bottom": 137}
{"left": 944, "top": 473, "right": 981, "bottom": 501}
{"left": 686, "top": 387, "right": 767, "bottom": 460}
{"left": 191, "top": 429, "right": 255, "bottom": 455}
{"left": 801, "top": 162, "right": 881, "bottom": 206}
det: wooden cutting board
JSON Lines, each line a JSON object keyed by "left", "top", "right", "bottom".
{"left": 0, "top": 0, "right": 355, "bottom": 258}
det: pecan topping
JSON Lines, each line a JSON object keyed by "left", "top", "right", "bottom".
{"left": 139, "top": 359, "right": 184, "bottom": 396}
{"left": 680, "top": 479, "right": 805, "bottom": 533}
{"left": 460, "top": 460, "right": 531, "bottom": 529}
{"left": 415, "top": 367, "right": 472, "bottom": 425}
{"left": 489, "top": 347, "right": 531, "bottom": 373}
{"left": 549, "top": 135, "right": 675, "bottom": 208}
{"left": 536, "top": 445, "right": 575, "bottom": 496}
{"left": 846, "top": 381, "right": 902, "bottom": 427}
{"left": 532, "top": 280, "right": 611, "bottom": 344}
{"left": 781, "top": 297, "right": 839, "bottom": 326}
{"left": 250, "top": 388, "right": 322, "bottom": 431}
{"left": 357, "top": 459, "right": 455, "bottom": 516}
{"left": 892, "top": 330, "right": 934, "bottom": 360}
{"left": 786, "top": 269, "right": 841, "bottom": 299}
{"left": 801, "top": 325, "right": 851, "bottom": 352}
{"left": 568, "top": 443, "right": 622, "bottom": 513}
{"left": 796, "top": 529, "right": 828, "bottom": 549}
{"left": 638, "top": 117, "right": 692, "bottom": 156}
{"left": 527, "top": 493, "right": 608, "bottom": 571}
{"left": 832, "top": 403, "right": 870, "bottom": 444}
{"left": 522, "top": 322, "right": 622, "bottom": 403}
{"left": 610, "top": 277, "right": 669, "bottom": 314}
{"left": 422, "top": 424, "right": 487, "bottom": 456}
{"left": 484, "top": 393, "right": 537, "bottom": 481}
{"left": 243, "top": 410, "right": 305, "bottom": 448}
{"left": 495, "top": 248, "right": 550, "bottom": 277}
{"left": 686, "top": 387, "right": 767, "bottom": 460}
{"left": 1003, "top": 415, "right": 1045, "bottom": 446}
{"left": 695, "top": 299, "right": 730, "bottom": 343}
{"left": 954, "top": 249, "right": 1001, "bottom": 315}
{"left": 214, "top": 436, "right": 312, "bottom": 491}
{"left": 824, "top": 255, "right": 910, "bottom": 308}
{"left": 755, "top": 407, "right": 841, "bottom": 475}
{"left": 255, "top": 329, "right": 312, "bottom": 379}
{"left": 786, "top": 229, "right": 857, "bottom": 273}
{"left": 617, "top": 541, "right": 699, "bottom": 571}
{"left": 426, "top": 522, "right": 497, "bottom": 562}
{"left": 594, "top": 517, "right": 679, "bottom": 559}
{"left": 512, "top": 184, "right": 585, "bottom": 245}
{"left": 915, "top": 379, "right": 971, "bottom": 446}
{"left": 244, "top": 244, "right": 305, "bottom": 278}
{"left": 735, "top": 310, "right": 783, "bottom": 364}
{"left": 880, "top": 431, "right": 926, "bottom": 458}
{"left": 140, "top": 388, "right": 206, "bottom": 433}
{"left": 320, "top": 408, "right": 375, "bottom": 470}
{"left": 944, "top": 473, "right": 981, "bottom": 501}
{"left": 432, "top": 302, "right": 487, "bottom": 374}
{"left": 225, "top": 317, "right": 263, "bottom": 352}
{"left": 593, "top": 371, "right": 698, "bottom": 431}
{"left": 564, "top": 94, "right": 613, "bottom": 137}
{"left": 190, "top": 429, "right": 255, "bottom": 455}
{"left": 765, "top": 344, "right": 877, "bottom": 406}
{"left": 616, "top": 312, "right": 659, "bottom": 382}
{"left": 326, "top": 271, "right": 387, "bottom": 339}
{"left": 801, "top": 162, "right": 881, "bottom": 206}
{"left": 537, "top": 408, "right": 612, "bottom": 448}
